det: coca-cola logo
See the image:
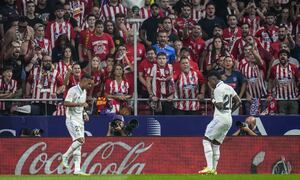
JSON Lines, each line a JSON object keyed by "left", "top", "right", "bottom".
{"left": 15, "top": 141, "right": 153, "bottom": 175}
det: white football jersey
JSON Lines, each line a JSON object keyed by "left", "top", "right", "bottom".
{"left": 213, "top": 81, "right": 237, "bottom": 120}
{"left": 65, "top": 85, "right": 87, "bottom": 124}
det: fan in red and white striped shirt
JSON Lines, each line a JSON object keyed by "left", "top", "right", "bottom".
{"left": 147, "top": 52, "right": 174, "bottom": 115}
{"left": 148, "top": 59, "right": 174, "bottom": 99}
{"left": 0, "top": 67, "right": 18, "bottom": 111}
{"left": 255, "top": 12, "right": 279, "bottom": 52}
{"left": 34, "top": 24, "right": 52, "bottom": 55}
{"left": 104, "top": 64, "right": 133, "bottom": 114}
{"left": 269, "top": 50, "right": 300, "bottom": 100}
{"left": 238, "top": 45, "right": 267, "bottom": 99}
{"left": 100, "top": 0, "right": 127, "bottom": 21}
{"left": 45, "top": 5, "right": 76, "bottom": 48}
{"left": 173, "top": 57, "right": 205, "bottom": 114}
{"left": 54, "top": 47, "right": 74, "bottom": 80}
{"left": 139, "top": 0, "right": 151, "bottom": 19}
{"left": 223, "top": 15, "right": 242, "bottom": 51}
{"left": 69, "top": 0, "right": 85, "bottom": 28}
{"left": 26, "top": 56, "right": 64, "bottom": 105}
{"left": 240, "top": 15, "right": 260, "bottom": 37}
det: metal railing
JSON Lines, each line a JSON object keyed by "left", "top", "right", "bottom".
{"left": 0, "top": 97, "right": 296, "bottom": 116}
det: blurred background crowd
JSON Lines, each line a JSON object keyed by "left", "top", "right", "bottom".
{"left": 0, "top": 0, "right": 299, "bottom": 116}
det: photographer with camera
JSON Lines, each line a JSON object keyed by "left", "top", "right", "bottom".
{"left": 107, "top": 115, "right": 139, "bottom": 137}
{"left": 233, "top": 116, "right": 261, "bottom": 136}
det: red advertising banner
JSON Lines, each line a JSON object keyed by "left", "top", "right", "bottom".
{"left": 0, "top": 137, "right": 299, "bottom": 175}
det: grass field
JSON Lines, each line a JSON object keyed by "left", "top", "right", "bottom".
{"left": 0, "top": 174, "right": 300, "bottom": 180}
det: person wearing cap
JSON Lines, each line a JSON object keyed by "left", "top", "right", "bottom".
{"left": 268, "top": 49, "right": 300, "bottom": 115}
{"left": 106, "top": 114, "right": 127, "bottom": 136}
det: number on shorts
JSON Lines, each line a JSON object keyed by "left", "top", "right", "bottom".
{"left": 75, "top": 126, "right": 80, "bottom": 132}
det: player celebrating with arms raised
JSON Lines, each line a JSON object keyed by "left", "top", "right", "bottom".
{"left": 199, "top": 71, "right": 241, "bottom": 175}
{"left": 61, "top": 74, "right": 94, "bottom": 175}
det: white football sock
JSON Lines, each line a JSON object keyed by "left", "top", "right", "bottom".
{"left": 63, "top": 140, "right": 82, "bottom": 158}
{"left": 212, "top": 144, "right": 220, "bottom": 170}
{"left": 203, "top": 139, "right": 213, "bottom": 169}
{"left": 73, "top": 146, "right": 82, "bottom": 173}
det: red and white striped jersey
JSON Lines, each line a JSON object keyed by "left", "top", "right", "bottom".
{"left": 149, "top": 64, "right": 174, "bottom": 98}
{"left": 255, "top": 26, "right": 279, "bottom": 52}
{"left": 191, "top": 8, "right": 205, "bottom": 22}
{"left": 139, "top": 7, "right": 151, "bottom": 19}
{"left": 270, "top": 63, "right": 300, "bottom": 99}
{"left": 100, "top": 3, "right": 127, "bottom": 21}
{"left": 174, "top": 70, "right": 205, "bottom": 111}
{"left": 223, "top": 27, "right": 242, "bottom": 51}
{"left": 34, "top": 38, "right": 52, "bottom": 56}
{"left": 27, "top": 67, "right": 63, "bottom": 104}
{"left": 69, "top": 0, "right": 85, "bottom": 27}
{"left": 105, "top": 79, "right": 131, "bottom": 96}
{"left": 0, "top": 77, "right": 17, "bottom": 110}
{"left": 175, "top": 17, "right": 196, "bottom": 36}
{"left": 238, "top": 59, "right": 267, "bottom": 98}
{"left": 231, "top": 37, "right": 262, "bottom": 61}
{"left": 45, "top": 21, "right": 75, "bottom": 47}
{"left": 240, "top": 16, "right": 260, "bottom": 36}
{"left": 54, "top": 61, "right": 72, "bottom": 80}
{"left": 66, "top": 74, "right": 82, "bottom": 92}
{"left": 104, "top": 78, "right": 132, "bottom": 113}
{"left": 53, "top": 102, "right": 65, "bottom": 116}
{"left": 205, "top": 51, "right": 224, "bottom": 68}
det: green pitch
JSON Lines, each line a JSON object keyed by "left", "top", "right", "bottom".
{"left": 1, "top": 174, "right": 300, "bottom": 180}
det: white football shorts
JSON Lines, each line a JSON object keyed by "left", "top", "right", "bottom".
{"left": 204, "top": 118, "right": 232, "bottom": 144}
{"left": 66, "top": 118, "right": 84, "bottom": 141}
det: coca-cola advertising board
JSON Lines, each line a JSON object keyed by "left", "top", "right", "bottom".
{"left": 0, "top": 137, "right": 299, "bottom": 175}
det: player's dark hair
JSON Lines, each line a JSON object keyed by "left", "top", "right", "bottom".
{"left": 146, "top": 47, "right": 156, "bottom": 54}
{"left": 82, "top": 73, "right": 93, "bottom": 80}
{"left": 150, "top": 3, "right": 159, "bottom": 9}
{"left": 207, "top": 70, "right": 222, "bottom": 80}
{"left": 95, "top": 20, "right": 104, "bottom": 26}
{"left": 157, "top": 52, "right": 167, "bottom": 58}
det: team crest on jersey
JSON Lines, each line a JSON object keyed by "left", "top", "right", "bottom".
{"left": 190, "top": 76, "right": 195, "bottom": 82}
{"left": 233, "top": 77, "right": 237, "bottom": 82}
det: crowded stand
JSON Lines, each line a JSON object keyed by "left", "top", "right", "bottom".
{"left": 0, "top": 0, "right": 299, "bottom": 116}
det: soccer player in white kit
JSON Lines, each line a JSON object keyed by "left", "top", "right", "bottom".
{"left": 61, "top": 74, "right": 94, "bottom": 175}
{"left": 199, "top": 71, "right": 241, "bottom": 175}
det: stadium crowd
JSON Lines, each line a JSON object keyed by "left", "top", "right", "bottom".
{"left": 0, "top": 0, "right": 299, "bottom": 116}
